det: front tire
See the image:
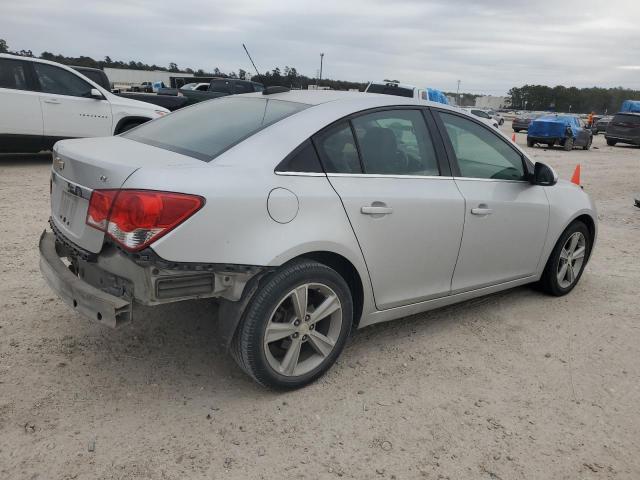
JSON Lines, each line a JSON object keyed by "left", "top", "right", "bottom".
{"left": 538, "top": 221, "right": 591, "bottom": 296}
{"left": 527, "top": 138, "right": 535, "bottom": 147}
{"left": 514, "top": 128, "right": 521, "bottom": 133}
{"left": 231, "top": 259, "right": 353, "bottom": 389}
{"left": 606, "top": 138, "right": 617, "bottom": 146}
{"left": 583, "top": 136, "right": 592, "bottom": 150}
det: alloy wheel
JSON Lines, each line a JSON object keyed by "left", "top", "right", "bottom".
{"left": 263, "top": 283, "right": 343, "bottom": 377}
{"left": 557, "top": 232, "right": 586, "bottom": 288}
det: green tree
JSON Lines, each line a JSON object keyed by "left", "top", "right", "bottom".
{"left": 0, "top": 38, "right": 8, "bottom": 53}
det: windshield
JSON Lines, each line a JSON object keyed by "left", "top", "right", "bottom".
{"left": 366, "top": 84, "right": 414, "bottom": 98}
{"left": 124, "top": 97, "right": 310, "bottom": 161}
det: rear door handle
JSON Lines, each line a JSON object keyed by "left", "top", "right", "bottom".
{"left": 43, "top": 98, "right": 61, "bottom": 104}
{"left": 471, "top": 206, "right": 493, "bottom": 215}
{"left": 361, "top": 206, "right": 393, "bottom": 215}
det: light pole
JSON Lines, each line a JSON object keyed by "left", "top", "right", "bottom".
{"left": 319, "top": 53, "right": 324, "bottom": 86}
{"left": 456, "top": 80, "right": 461, "bottom": 106}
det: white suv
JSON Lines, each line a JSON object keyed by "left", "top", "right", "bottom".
{"left": 0, "top": 54, "right": 169, "bottom": 153}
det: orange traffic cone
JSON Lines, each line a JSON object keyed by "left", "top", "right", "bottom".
{"left": 511, "top": 133, "right": 516, "bottom": 143}
{"left": 570, "top": 164, "right": 581, "bottom": 185}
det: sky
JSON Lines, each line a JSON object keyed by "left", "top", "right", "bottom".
{"left": 3, "top": 0, "right": 640, "bottom": 95}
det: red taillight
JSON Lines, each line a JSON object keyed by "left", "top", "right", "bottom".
{"left": 86, "top": 189, "right": 118, "bottom": 230}
{"left": 86, "top": 190, "right": 204, "bottom": 252}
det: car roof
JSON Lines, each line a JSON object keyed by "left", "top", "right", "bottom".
{"left": 238, "top": 89, "right": 460, "bottom": 110}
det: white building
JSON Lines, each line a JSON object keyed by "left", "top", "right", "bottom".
{"left": 475, "top": 95, "right": 510, "bottom": 109}
{"left": 103, "top": 68, "right": 194, "bottom": 89}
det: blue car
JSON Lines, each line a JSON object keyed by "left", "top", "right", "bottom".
{"left": 527, "top": 114, "right": 592, "bottom": 151}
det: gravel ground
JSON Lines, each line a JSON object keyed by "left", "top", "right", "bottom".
{"left": 0, "top": 124, "right": 639, "bottom": 480}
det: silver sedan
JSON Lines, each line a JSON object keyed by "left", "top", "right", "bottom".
{"left": 40, "top": 90, "right": 597, "bottom": 389}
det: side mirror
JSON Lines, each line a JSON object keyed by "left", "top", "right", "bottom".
{"left": 89, "top": 88, "right": 104, "bottom": 100}
{"left": 532, "top": 162, "right": 558, "bottom": 186}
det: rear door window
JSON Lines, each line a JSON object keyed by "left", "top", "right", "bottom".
{"left": 33, "top": 63, "right": 92, "bottom": 97}
{"left": 0, "top": 58, "right": 29, "bottom": 91}
{"left": 233, "top": 82, "right": 253, "bottom": 94}
{"left": 351, "top": 109, "right": 440, "bottom": 176}
{"left": 276, "top": 140, "right": 324, "bottom": 173}
{"left": 314, "top": 122, "right": 362, "bottom": 173}
{"left": 209, "top": 80, "right": 232, "bottom": 94}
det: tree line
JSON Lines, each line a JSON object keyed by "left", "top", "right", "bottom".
{"left": 509, "top": 85, "right": 640, "bottom": 114}
{"left": 2, "top": 38, "right": 639, "bottom": 108}
{"left": 0, "top": 38, "right": 364, "bottom": 90}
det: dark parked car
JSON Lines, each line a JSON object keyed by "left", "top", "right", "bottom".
{"left": 178, "top": 78, "right": 264, "bottom": 106}
{"left": 605, "top": 113, "right": 640, "bottom": 147}
{"left": 527, "top": 114, "right": 592, "bottom": 151}
{"left": 512, "top": 113, "right": 538, "bottom": 132}
{"left": 594, "top": 115, "right": 613, "bottom": 134}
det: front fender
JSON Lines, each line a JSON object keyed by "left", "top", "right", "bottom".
{"left": 537, "top": 181, "right": 597, "bottom": 273}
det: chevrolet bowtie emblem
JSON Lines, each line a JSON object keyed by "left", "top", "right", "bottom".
{"left": 54, "top": 156, "right": 65, "bottom": 171}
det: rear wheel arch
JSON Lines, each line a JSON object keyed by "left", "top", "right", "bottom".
{"left": 114, "top": 116, "right": 151, "bottom": 135}
{"left": 297, "top": 251, "right": 364, "bottom": 328}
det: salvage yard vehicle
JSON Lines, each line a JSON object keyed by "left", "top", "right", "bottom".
{"left": 365, "top": 81, "right": 425, "bottom": 99}
{"left": 594, "top": 115, "right": 613, "bottom": 135}
{"left": 0, "top": 54, "right": 169, "bottom": 153}
{"left": 70, "top": 65, "right": 188, "bottom": 111}
{"left": 178, "top": 77, "right": 264, "bottom": 106}
{"left": 605, "top": 112, "right": 640, "bottom": 147}
{"left": 180, "top": 82, "right": 210, "bottom": 91}
{"left": 39, "top": 90, "right": 597, "bottom": 389}
{"left": 461, "top": 108, "right": 499, "bottom": 128}
{"left": 512, "top": 112, "right": 539, "bottom": 132}
{"left": 527, "top": 114, "right": 592, "bottom": 150}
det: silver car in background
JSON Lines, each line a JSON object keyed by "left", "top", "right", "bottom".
{"left": 40, "top": 90, "right": 597, "bottom": 389}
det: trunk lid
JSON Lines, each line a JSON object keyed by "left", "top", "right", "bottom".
{"left": 51, "top": 136, "right": 204, "bottom": 253}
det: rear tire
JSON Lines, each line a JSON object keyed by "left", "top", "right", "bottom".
{"left": 527, "top": 138, "right": 535, "bottom": 147}
{"left": 538, "top": 221, "right": 591, "bottom": 296}
{"left": 606, "top": 138, "right": 617, "bottom": 146}
{"left": 563, "top": 137, "right": 574, "bottom": 151}
{"left": 513, "top": 128, "right": 521, "bottom": 133}
{"left": 583, "top": 136, "right": 592, "bottom": 150}
{"left": 231, "top": 259, "right": 353, "bottom": 389}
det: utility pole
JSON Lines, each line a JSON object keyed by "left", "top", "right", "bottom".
{"left": 456, "top": 80, "right": 461, "bottom": 106}
{"left": 319, "top": 53, "right": 324, "bottom": 86}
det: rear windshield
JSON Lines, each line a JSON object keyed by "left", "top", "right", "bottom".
{"left": 124, "top": 97, "right": 310, "bottom": 161}
{"left": 366, "top": 84, "right": 414, "bottom": 98}
{"left": 613, "top": 114, "right": 640, "bottom": 125}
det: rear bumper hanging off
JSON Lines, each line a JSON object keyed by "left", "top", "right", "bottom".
{"left": 39, "top": 230, "right": 132, "bottom": 327}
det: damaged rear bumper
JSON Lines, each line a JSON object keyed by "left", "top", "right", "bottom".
{"left": 39, "top": 230, "right": 132, "bottom": 327}
{"left": 39, "top": 229, "right": 265, "bottom": 328}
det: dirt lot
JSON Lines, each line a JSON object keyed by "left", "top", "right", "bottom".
{"left": 1, "top": 125, "right": 639, "bottom": 480}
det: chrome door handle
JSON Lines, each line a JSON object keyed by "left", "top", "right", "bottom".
{"left": 361, "top": 206, "right": 393, "bottom": 215}
{"left": 471, "top": 207, "right": 493, "bottom": 215}
{"left": 43, "top": 99, "right": 61, "bottom": 104}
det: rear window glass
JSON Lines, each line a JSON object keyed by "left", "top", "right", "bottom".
{"left": 124, "top": 97, "right": 310, "bottom": 161}
{"left": 613, "top": 114, "right": 640, "bottom": 125}
{"left": 366, "top": 84, "right": 414, "bottom": 98}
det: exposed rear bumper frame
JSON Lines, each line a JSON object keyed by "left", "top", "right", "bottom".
{"left": 39, "top": 230, "right": 132, "bottom": 327}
